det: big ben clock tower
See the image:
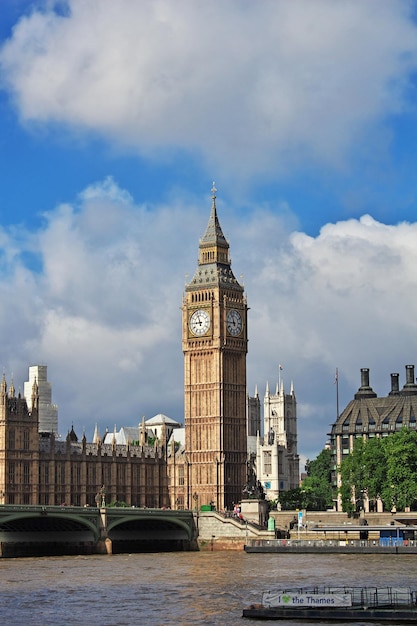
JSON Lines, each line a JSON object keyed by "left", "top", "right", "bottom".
{"left": 183, "top": 185, "right": 248, "bottom": 511}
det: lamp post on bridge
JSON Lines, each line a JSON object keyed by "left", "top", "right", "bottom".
{"left": 193, "top": 492, "right": 199, "bottom": 529}
{"left": 95, "top": 485, "right": 106, "bottom": 508}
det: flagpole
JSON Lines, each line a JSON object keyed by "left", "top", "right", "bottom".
{"left": 335, "top": 367, "right": 339, "bottom": 419}
{"left": 278, "top": 364, "right": 283, "bottom": 392}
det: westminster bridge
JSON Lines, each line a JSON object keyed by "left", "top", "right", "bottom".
{"left": 0, "top": 505, "right": 198, "bottom": 557}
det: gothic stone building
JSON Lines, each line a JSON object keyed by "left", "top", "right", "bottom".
{"left": 0, "top": 371, "right": 169, "bottom": 507}
{"left": 247, "top": 378, "right": 300, "bottom": 501}
{"left": 330, "top": 365, "right": 417, "bottom": 511}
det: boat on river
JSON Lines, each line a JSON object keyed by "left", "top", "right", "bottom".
{"left": 242, "top": 586, "right": 417, "bottom": 621}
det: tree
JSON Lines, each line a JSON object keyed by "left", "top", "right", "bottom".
{"left": 339, "top": 429, "right": 417, "bottom": 513}
{"left": 302, "top": 448, "right": 333, "bottom": 510}
{"left": 362, "top": 436, "right": 386, "bottom": 508}
{"left": 339, "top": 437, "right": 367, "bottom": 513}
{"left": 382, "top": 429, "right": 417, "bottom": 511}
{"left": 278, "top": 488, "right": 304, "bottom": 510}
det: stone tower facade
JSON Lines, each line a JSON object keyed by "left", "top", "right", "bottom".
{"left": 0, "top": 374, "right": 40, "bottom": 504}
{"left": 182, "top": 186, "right": 248, "bottom": 511}
{"left": 247, "top": 386, "right": 261, "bottom": 437}
{"left": 250, "top": 376, "right": 300, "bottom": 501}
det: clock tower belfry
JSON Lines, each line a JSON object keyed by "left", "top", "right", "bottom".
{"left": 183, "top": 185, "right": 248, "bottom": 511}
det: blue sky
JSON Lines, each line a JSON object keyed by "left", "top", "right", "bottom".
{"left": 1, "top": 0, "right": 417, "bottom": 465}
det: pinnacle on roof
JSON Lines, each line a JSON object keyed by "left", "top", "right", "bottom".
{"left": 92, "top": 423, "right": 101, "bottom": 445}
{"left": 1, "top": 373, "right": 7, "bottom": 396}
{"left": 67, "top": 424, "right": 78, "bottom": 443}
{"left": 200, "top": 182, "right": 229, "bottom": 248}
{"left": 9, "top": 376, "right": 15, "bottom": 398}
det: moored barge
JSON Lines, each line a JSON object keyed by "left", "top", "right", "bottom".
{"left": 243, "top": 586, "right": 417, "bottom": 621}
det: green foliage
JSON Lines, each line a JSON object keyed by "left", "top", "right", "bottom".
{"left": 276, "top": 448, "right": 334, "bottom": 512}
{"left": 339, "top": 437, "right": 366, "bottom": 513}
{"left": 278, "top": 488, "right": 304, "bottom": 510}
{"left": 339, "top": 429, "right": 417, "bottom": 512}
{"left": 302, "top": 448, "right": 333, "bottom": 510}
{"left": 382, "top": 429, "right": 417, "bottom": 510}
{"left": 108, "top": 500, "right": 130, "bottom": 508}
{"left": 362, "top": 437, "right": 386, "bottom": 504}
{"left": 267, "top": 499, "right": 279, "bottom": 511}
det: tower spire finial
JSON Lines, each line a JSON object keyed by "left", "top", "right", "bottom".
{"left": 211, "top": 181, "right": 217, "bottom": 212}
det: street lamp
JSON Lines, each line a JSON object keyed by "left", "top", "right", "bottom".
{"left": 193, "top": 492, "right": 199, "bottom": 529}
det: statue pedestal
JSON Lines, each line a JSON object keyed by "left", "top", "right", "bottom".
{"left": 240, "top": 499, "right": 268, "bottom": 526}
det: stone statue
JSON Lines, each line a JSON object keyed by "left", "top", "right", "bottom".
{"left": 242, "top": 456, "right": 265, "bottom": 500}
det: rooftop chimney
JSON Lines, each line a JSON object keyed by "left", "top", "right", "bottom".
{"left": 389, "top": 373, "right": 400, "bottom": 396}
{"left": 402, "top": 365, "right": 417, "bottom": 395}
{"left": 354, "top": 368, "right": 377, "bottom": 399}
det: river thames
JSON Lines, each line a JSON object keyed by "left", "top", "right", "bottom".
{"left": 1, "top": 551, "right": 417, "bottom": 625}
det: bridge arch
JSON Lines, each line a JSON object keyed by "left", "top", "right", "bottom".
{"left": 0, "top": 506, "right": 101, "bottom": 556}
{"left": 107, "top": 514, "right": 193, "bottom": 540}
{"left": 105, "top": 509, "right": 196, "bottom": 552}
{"left": 0, "top": 510, "right": 100, "bottom": 539}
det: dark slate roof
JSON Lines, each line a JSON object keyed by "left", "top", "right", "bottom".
{"left": 332, "top": 394, "right": 417, "bottom": 435}
{"left": 331, "top": 367, "right": 417, "bottom": 436}
{"left": 200, "top": 201, "right": 228, "bottom": 247}
{"left": 188, "top": 263, "right": 243, "bottom": 291}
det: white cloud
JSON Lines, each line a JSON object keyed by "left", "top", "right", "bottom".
{"left": 0, "top": 178, "right": 416, "bottom": 459}
{"left": 244, "top": 211, "right": 417, "bottom": 457}
{"left": 1, "top": 1, "right": 417, "bottom": 179}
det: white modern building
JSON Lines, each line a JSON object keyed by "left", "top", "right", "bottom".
{"left": 24, "top": 365, "right": 58, "bottom": 435}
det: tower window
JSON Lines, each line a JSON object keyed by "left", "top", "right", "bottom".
{"left": 179, "top": 466, "right": 184, "bottom": 486}
{"left": 263, "top": 450, "right": 272, "bottom": 475}
{"left": 8, "top": 462, "right": 15, "bottom": 483}
{"left": 23, "top": 463, "right": 30, "bottom": 485}
{"left": 8, "top": 429, "right": 15, "bottom": 450}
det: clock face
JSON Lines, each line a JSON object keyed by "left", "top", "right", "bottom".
{"left": 227, "top": 309, "right": 243, "bottom": 336}
{"left": 189, "top": 309, "right": 210, "bottom": 336}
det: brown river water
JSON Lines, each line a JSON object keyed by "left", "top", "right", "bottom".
{"left": 0, "top": 551, "right": 416, "bottom": 625}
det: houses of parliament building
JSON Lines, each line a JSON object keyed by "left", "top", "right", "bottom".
{"left": 0, "top": 188, "right": 300, "bottom": 510}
